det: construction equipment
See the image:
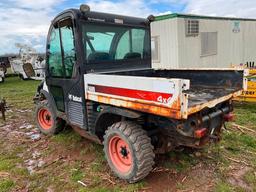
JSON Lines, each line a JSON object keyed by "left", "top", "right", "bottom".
{"left": 232, "top": 64, "right": 256, "bottom": 102}
{"left": 0, "top": 69, "right": 4, "bottom": 83}
{"left": 9, "top": 44, "right": 45, "bottom": 80}
{"left": 0, "top": 99, "right": 6, "bottom": 121}
{"left": 34, "top": 5, "right": 245, "bottom": 183}
{"left": 0, "top": 57, "right": 10, "bottom": 74}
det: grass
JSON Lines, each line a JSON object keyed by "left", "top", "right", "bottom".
{"left": 71, "top": 168, "right": 84, "bottom": 182}
{"left": 244, "top": 171, "right": 256, "bottom": 191}
{"left": 52, "top": 128, "right": 82, "bottom": 146}
{"left": 214, "top": 181, "right": 233, "bottom": 192}
{"left": 233, "top": 102, "right": 256, "bottom": 128}
{"left": 0, "top": 76, "right": 256, "bottom": 191}
{"left": 0, "top": 76, "right": 39, "bottom": 109}
{"left": 209, "top": 102, "right": 256, "bottom": 192}
{"left": 163, "top": 150, "right": 198, "bottom": 172}
{"left": 0, "top": 179, "right": 15, "bottom": 192}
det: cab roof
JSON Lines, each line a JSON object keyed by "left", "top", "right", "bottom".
{"left": 53, "top": 8, "right": 150, "bottom": 27}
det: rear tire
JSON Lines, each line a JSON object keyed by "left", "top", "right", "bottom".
{"left": 103, "top": 121, "right": 155, "bottom": 183}
{"left": 35, "top": 100, "right": 64, "bottom": 135}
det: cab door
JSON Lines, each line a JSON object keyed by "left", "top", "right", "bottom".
{"left": 46, "top": 17, "right": 85, "bottom": 128}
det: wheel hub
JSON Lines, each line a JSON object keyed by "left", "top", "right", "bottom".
{"left": 37, "top": 108, "right": 53, "bottom": 130}
{"left": 108, "top": 135, "right": 132, "bottom": 173}
{"left": 120, "top": 146, "right": 129, "bottom": 158}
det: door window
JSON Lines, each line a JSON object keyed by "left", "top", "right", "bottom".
{"left": 48, "top": 28, "right": 64, "bottom": 77}
{"left": 60, "top": 22, "right": 76, "bottom": 78}
{"left": 48, "top": 18, "right": 76, "bottom": 78}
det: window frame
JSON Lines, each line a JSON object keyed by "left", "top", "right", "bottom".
{"left": 185, "top": 19, "right": 199, "bottom": 37}
{"left": 200, "top": 32, "right": 218, "bottom": 57}
{"left": 151, "top": 36, "right": 160, "bottom": 63}
{"left": 47, "top": 17, "right": 77, "bottom": 79}
{"left": 80, "top": 20, "right": 151, "bottom": 72}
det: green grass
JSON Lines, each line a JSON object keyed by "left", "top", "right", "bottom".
{"left": 0, "top": 76, "right": 39, "bottom": 109}
{"left": 52, "top": 129, "right": 82, "bottom": 146}
{"left": 214, "top": 181, "right": 233, "bottom": 192}
{"left": 244, "top": 171, "right": 256, "bottom": 191}
{"left": 0, "top": 76, "right": 256, "bottom": 191}
{"left": 209, "top": 102, "right": 256, "bottom": 191}
{"left": 163, "top": 150, "right": 197, "bottom": 172}
{"left": 71, "top": 168, "right": 85, "bottom": 182}
{"left": 233, "top": 102, "right": 256, "bottom": 128}
{"left": 0, "top": 179, "right": 15, "bottom": 192}
{"left": 0, "top": 150, "right": 24, "bottom": 192}
{"left": 0, "top": 151, "right": 23, "bottom": 172}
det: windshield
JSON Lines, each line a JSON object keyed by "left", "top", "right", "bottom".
{"left": 82, "top": 23, "right": 150, "bottom": 64}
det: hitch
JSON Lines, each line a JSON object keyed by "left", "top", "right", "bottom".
{"left": 0, "top": 98, "right": 6, "bottom": 121}
{"left": 209, "top": 134, "right": 221, "bottom": 143}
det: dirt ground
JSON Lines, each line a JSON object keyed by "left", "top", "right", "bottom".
{"left": 0, "top": 77, "right": 255, "bottom": 192}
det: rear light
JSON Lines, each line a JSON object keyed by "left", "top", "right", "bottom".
{"left": 224, "top": 113, "right": 235, "bottom": 122}
{"left": 195, "top": 128, "right": 207, "bottom": 138}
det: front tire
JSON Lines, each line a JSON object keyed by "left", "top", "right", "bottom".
{"left": 35, "top": 100, "right": 64, "bottom": 135}
{"left": 103, "top": 121, "right": 155, "bottom": 183}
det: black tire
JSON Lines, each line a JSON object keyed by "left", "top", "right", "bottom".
{"left": 19, "top": 74, "right": 29, "bottom": 81}
{"left": 35, "top": 100, "right": 64, "bottom": 135}
{"left": 3, "top": 66, "right": 7, "bottom": 74}
{"left": 103, "top": 121, "right": 155, "bottom": 183}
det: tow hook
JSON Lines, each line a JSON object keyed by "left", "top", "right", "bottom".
{"left": 209, "top": 127, "right": 220, "bottom": 142}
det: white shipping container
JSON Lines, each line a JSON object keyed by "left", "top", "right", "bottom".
{"left": 151, "top": 13, "right": 256, "bottom": 69}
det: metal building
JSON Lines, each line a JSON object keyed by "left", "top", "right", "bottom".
{"left": 151, "top": 13, "right": 256, "bottom": 69}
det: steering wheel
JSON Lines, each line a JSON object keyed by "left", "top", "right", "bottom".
{"left": 64, "top": 56, "right": 75, "bottom": 67}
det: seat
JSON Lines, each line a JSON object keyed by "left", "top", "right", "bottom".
{"left": 124, "top": 52, "right": 142, "bottom": 59}
{"left": 88, "top": 52, "right": 110, "bottom": 62}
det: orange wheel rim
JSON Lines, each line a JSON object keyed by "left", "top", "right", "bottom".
{"left": 108, "top": 135, "right": 132, "bottom": 173}
{"left": 37, "top": 108, "right": 53, "bottom": 130}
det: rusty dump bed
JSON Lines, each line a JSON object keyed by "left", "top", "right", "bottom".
{"left": 186, "top": 87, "right": 237, "bottom": 108}
{"left": 85, "top": 68, "right": 244, "bottom": 120}
{"left": 113, "top": 68, "right": 245, "bottom": 116}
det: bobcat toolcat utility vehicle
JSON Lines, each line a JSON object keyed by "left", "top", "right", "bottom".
{"left": 34, "top": 4, "right": 245, "bottom": 183}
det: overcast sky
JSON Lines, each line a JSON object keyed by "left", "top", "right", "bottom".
{"left": 0, "top": 0, "right": 256, "bottom": 55}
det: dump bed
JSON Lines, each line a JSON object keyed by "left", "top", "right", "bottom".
{"left": 84, "top": 69, "right": 245, "bottom": 120}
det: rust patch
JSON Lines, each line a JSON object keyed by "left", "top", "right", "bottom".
{"left": 86, "top": 93, "right": 182, "bottom": 119}
{"left": 188, "top": 91, "right": 242, "bottom": 116}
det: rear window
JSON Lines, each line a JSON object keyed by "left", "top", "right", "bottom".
{"left": 82, "top": 23, "right": 150, "bottom": 64}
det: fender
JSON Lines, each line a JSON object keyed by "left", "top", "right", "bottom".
{"left": 39, "top": 89, "right": 58, "bottom": 117}
{"left": 94, "top": 105, "right": 142, "bottom": 136}
{"left": 99, "top": 105, "right": 142, "bottom": 119}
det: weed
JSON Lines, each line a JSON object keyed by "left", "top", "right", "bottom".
{"left": 0, "top": 179, "right": 15, "bottom": 192}
{"left": 214, "top": 181, "right": 233, "bottom": 192}
{"left": 71, "top": 168, "right": 84, "bottom": 182}
{"left": 244, "top": 171, "right": 256, "bottom": 191}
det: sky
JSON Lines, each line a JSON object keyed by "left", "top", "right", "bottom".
{"left": 0, "top": 0, "right": 256, "bottom": 55}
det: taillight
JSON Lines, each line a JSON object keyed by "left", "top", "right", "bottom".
{"left": 224, "top": 113, "right": 235, "bottom": 122}
{"left": 194, "top": 128, "right": 207, "bottom": 138}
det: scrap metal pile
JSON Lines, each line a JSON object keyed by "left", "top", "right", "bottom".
{"left": 9, "top": 43, "right": 45, "bottom": 80}
{"left": 0, "top": 98, "right": 6, "bottom": 121}
{"left": 0, "top": 69, "right": 4, "bottom": 83}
